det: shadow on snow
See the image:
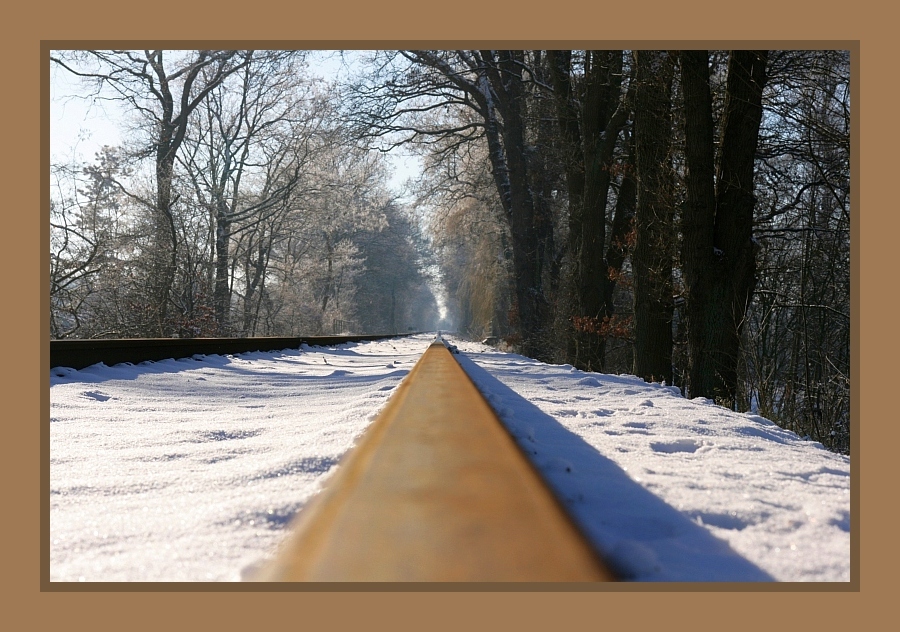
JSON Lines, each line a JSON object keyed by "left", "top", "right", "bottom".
{"left": 455, "top": 352, "right": 775, "bottom": 582}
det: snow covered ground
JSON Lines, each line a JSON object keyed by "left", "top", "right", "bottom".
{"left": 451, "top": 338, "right": 850, "bottom": 582}
{"left": 49, "top": 334, "right": 850, "bottom": 582}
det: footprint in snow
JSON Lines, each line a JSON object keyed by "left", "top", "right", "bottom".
{"left": 81, "top": 390, "right": 112, "bottom": 402}
{"left": 650, "top": 439, "right": 708, "bottom": 454}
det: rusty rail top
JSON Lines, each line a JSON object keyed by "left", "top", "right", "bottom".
{"left": 251, "top": 340, "right": 617, "bottom": 582}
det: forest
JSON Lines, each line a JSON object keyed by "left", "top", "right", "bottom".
{"left": 49, "top": 49, "right": 851, "bottom": 453}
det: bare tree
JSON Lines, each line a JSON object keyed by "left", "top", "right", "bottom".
{"left": 52, "top": 50, "right": 252, "bottom": 335}
{"left": 747, "top": 50, "right": 850, "bottom": 450}
{"left": 176, "top": 51, "right": 318, "bottom": 334}
{"left": 50, "top": 149, "right": 118, "bottom": 337}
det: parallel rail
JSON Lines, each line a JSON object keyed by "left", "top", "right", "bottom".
{"left": 49, "top": 334, "right": 408, "bottom": 370}
{"left": 251, "top": 341, "right": 617, "bottom": 582}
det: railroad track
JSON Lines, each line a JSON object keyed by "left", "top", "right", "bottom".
{"left": 251, "top": 338, "right": 617, "bottom": 582}
{"left": 49, "top": 333, "right": 408, "bottom": 370}
{"left": 50, "top": 334, "right": 617, "bottom": 581}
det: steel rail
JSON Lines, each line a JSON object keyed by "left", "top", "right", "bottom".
{"left": 251, "top": 340, "right": 617, "bottom": 582}
{"left": 49, "top": 334, "right": 411, "bottom": 370}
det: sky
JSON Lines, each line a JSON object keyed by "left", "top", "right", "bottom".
{"left": 49, "top": 334, "right": 850, "bottom": 582}
{"left": 49, "top": 49, "right": 423, "bottom": 198}
{"left": 50, "top": 63, "right": 122, "bottom": 162}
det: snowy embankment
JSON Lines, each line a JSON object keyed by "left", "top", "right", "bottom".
{"left": 49, "top": 334, "right": 850, "bottom": 582}
{"left": 449, "top": 337, "right": 850, "bottom": 582}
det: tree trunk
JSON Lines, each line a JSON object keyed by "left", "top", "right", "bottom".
{"left": 480, "top": 50, "right": 551, "bottom": 361}
{"left": 579, "top": 51, "right": 623, "bottom": 366}
{"left": 504, "top": 95, "right": 549, "bottom": 360}
{"left": 632, "top": 50, "right": 676, "bottom": 384}
{"left": 680, "top": 50, "right": 768, "bottom": 407}
{"left": 547, "top": 50, "right": 630, "bottom": 371}
{"left": 214, "top": 205, "right": 231, "bottom": 336}
{"left": 152, "top": 143, "right": 179, "bottom": 337}
{"left": 321, "top": 232, "right": 334, "bottom": 330}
